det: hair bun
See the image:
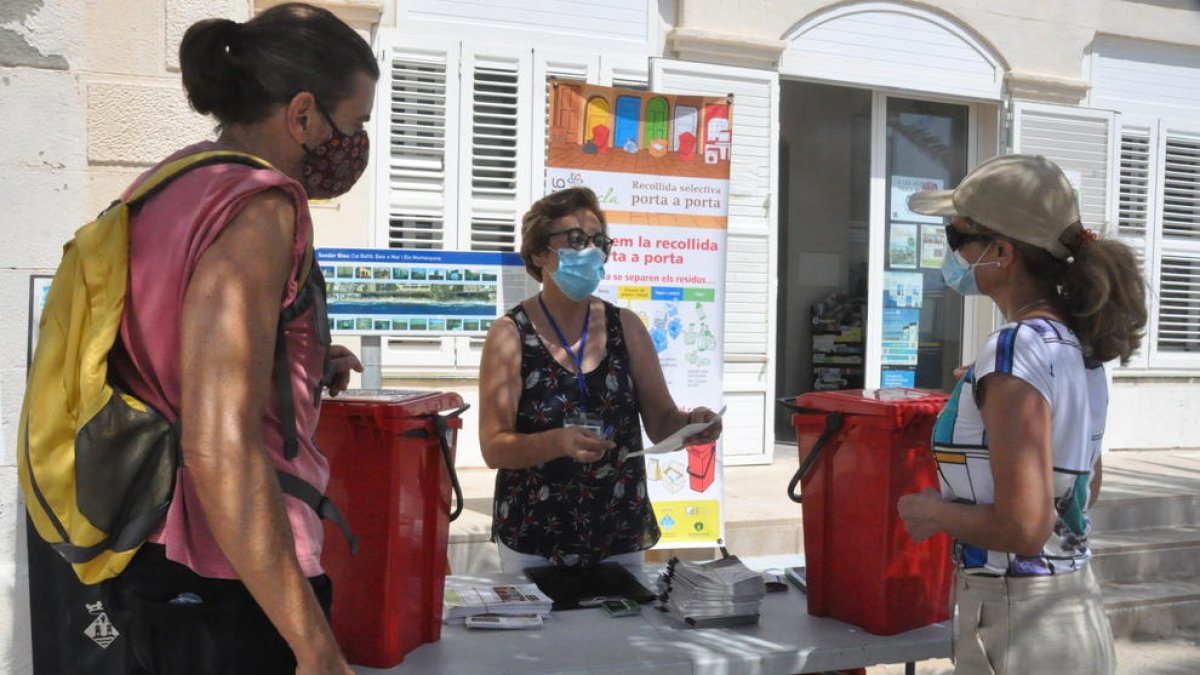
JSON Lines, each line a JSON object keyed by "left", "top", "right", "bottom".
{"left": 214, "top": 18, "right": 242, "bottom": 51}
{"left": 179, "top": 18, "right": 246, "bottom": 119}
{"left": 178, "top": 4, "right": 379, "bottom": 127}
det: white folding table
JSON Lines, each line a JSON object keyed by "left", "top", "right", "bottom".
{"left": 353, "top": 557, "right": 951, "bottom": 675}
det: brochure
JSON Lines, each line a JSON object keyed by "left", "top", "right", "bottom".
{"left": 464, "top": 613, "right": 545, "bottom": 630}
{"left": 443, "top": 583, "right": 553, "bottom": 624}
{"left": 626, "top": 406, "right": 726, "bottom": 459}
{"left": 657, "top": 555, "right": 766, "bottom": 626}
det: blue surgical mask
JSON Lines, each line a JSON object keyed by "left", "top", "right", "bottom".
{"left": 941, "top": 241, "right": 999, "bottom": 296}
{"left": 550, "top": 247, "right": 606, "bottom": 301}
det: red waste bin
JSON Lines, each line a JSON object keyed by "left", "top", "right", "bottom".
{"left": 785, "top": 388, "right": 951, "bottom": 635}
{"left": 316, "top": 390, "right": 468, "bottom": 668}
{"left": 686, "top": 442, "right": 717, "bottom": 493}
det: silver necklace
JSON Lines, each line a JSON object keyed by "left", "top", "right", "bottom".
{"left": 1009, "top": 298, "right": 1050, "bottom": 320}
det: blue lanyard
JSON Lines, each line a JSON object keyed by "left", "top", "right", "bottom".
{"left": 537, "top": 293, "right": 589, "bottom": 407}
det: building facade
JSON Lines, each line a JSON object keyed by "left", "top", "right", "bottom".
{"left": 2, "top": 0, "right": 1199, "bottom": 668}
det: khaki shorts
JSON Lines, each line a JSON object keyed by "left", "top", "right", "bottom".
{"left": 953, "top": 565, "right": 1116, "bottom": 674}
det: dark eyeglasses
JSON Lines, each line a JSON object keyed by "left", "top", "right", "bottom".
{"left": 548, "top": 228, "right": 613, "bottom": 256}
{"left": 944, "top": 224, "right": 992, "bottom": 252}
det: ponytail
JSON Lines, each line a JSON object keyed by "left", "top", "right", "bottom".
{"left": 179, "top": 19, "right": 254, "bottom": 122}
{"left": 1059, "top": 236, "right": 1147, "bottom": 365}
{"left": 1010, "top": 226, "right": 1147, "bottom": 365}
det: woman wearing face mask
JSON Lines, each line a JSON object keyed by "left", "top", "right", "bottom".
{"left": 897, "top": 155, "right": 1146, "bottom": 674}
{"left": 102, "top": 5, "right": 375, "bottom": 674}
{"left": 478, "top": 187, "right": 723, "bottom": 572}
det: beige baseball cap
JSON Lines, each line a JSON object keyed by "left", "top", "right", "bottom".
{"left": 908, "top": 154, "right": 1080, "bottom": 259}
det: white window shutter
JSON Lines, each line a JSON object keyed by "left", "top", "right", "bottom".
{"left": 650, "top": 58, "right": 780, "bottom": 465}
{"left": 1152, "top": 124, "right": 1200, "bottom": 367}
{"left": 1011, "top": 102, "right": 1117, "bottom": 234}
{"left": 600, "top": 54, "right": 650, "bottom": 89}
{"left": 457, "top": 45, "right": 533, "bottom": 253}
{"left": 451, "top": 46, "right": 535, "bottom": 367}
{"left": 374, "top": 36, "right": 462, "bottom": 369}
{"left": 1114, "top": 121, "right": 1157, "bottom": 369}
{"left": 1159, "top": 129, "right": 1200, "bottom": 241}
{"left": 1116, "top": 123, "right": 1155, "bottom": 255}
{"left": 377, "top": 38, "right": 461, "bottom": 250}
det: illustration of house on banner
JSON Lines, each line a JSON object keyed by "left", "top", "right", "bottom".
{"left": 548, "top": 80, "right": 732, "bottom": 173}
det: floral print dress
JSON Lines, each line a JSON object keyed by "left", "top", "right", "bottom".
{"left": 491, "top": 300, "right": 660, "bottom": 566}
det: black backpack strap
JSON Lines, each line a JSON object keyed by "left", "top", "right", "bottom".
{"left": 276, "top": 470, "right": 358, "bottom": 555}
{"left": 272, "top": 326, "right": 300, "bottom": 460}
{"left": 275, "top": 250, "right": 328, "bottom": 460}
{"left": 271, "top": 254, "right": 352, "bottom": 552}
{"left": 50, "top": 504, "right": 170, "bottom": 564}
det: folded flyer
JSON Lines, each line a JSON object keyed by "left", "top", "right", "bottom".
{"left": 627, "top": 405, "right": 725, "bottom": 459}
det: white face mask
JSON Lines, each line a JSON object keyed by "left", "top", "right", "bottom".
{"left": 941, "top": 241, "right": 1000, "bottom": 296}
{"left": 550, "top": 247, "right": 606, "bottom": 301}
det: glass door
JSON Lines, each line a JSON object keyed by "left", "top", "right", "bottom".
{"left": 873, "top": 97, "right": 970, "bottom": 391}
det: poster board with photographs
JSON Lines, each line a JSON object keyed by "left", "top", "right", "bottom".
{"left": 318, "top": 249, "right": 539, "bottom": 337}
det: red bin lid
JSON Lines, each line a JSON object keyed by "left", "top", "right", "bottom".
{"left": 792, "top": 388, "right": 948, "bottom": 429}
{"left": 321, "top": 389, "right": 465, "bottom": 418}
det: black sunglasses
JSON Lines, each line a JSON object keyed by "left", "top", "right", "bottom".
{"left": 944, "top": 224, "right": 992, "bottom": 252}
{"left": 548, "top": 228, "right": 613, "bottom": 256}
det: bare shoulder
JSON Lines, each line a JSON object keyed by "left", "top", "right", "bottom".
{"left": 235, "top": 188, "right": 296, "bottom": 223}
{"left": 483, "top": 314, "right": 522, "bottom": 355}
{"left": 616, "top": 305, "right": 641, "bottom": 327}
{"left": 222, "top": 188, "right": 298, "bottom": 254}
{"left": 617, "top": 306, "right": 650, "bottom": 337}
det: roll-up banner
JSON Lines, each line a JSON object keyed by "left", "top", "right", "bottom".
{"left": 546, "top": 81, "right": 732, "bottom": 548}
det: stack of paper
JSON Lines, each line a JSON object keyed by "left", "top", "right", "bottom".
{"left": 657, "top": 556, "right": 766, "bottom": 627}
{"left": 442, "top": 583, "right": 553, "bottom": 625}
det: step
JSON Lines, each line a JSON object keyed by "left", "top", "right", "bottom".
{"left": 1090, "top": 493, "right": 1200, "bottom": 532}
{"left": 1103, "top": 577, "right": 1200, "bottom": 640}
{"left": 1090, "top": 526, "right": 1200, "bottom": 584}
{"left": 1092, "top": 451, "right": 1200, "bottom": 531}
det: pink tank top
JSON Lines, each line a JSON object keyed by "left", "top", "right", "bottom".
{"left": 111, "top": 141, "right": 330, "bottom": 579}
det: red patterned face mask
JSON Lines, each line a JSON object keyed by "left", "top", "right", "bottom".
{"left": 301, "top": 105, "right": 369, "bottom": 200}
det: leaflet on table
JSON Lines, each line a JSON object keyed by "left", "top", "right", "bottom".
{"left": 626, "top": 406, "right": 726, "bottom": 459}
{"left": 657, "top": 556, "right": 766, "bottom": 625}
{"left": 464, "top": 614, "right": 544, "bottom": 630}
{"left": 442, "top": 584, "right": 553, "bottom": 623}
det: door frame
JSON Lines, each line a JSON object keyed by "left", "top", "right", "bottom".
{"left": 864, "top": 90, "right": 982, "bottom": 387}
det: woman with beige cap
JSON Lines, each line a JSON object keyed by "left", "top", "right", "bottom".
{"left": 897, "top": 154, "right": 1145, "bottom": 673}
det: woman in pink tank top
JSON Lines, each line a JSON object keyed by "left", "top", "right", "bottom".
{"left": 102, "top": 5, "right": 376, "bottom": 675}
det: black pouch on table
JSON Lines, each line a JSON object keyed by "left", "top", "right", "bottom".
{"left": 523, "top": 562, "right": 657, "bottom": 610}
